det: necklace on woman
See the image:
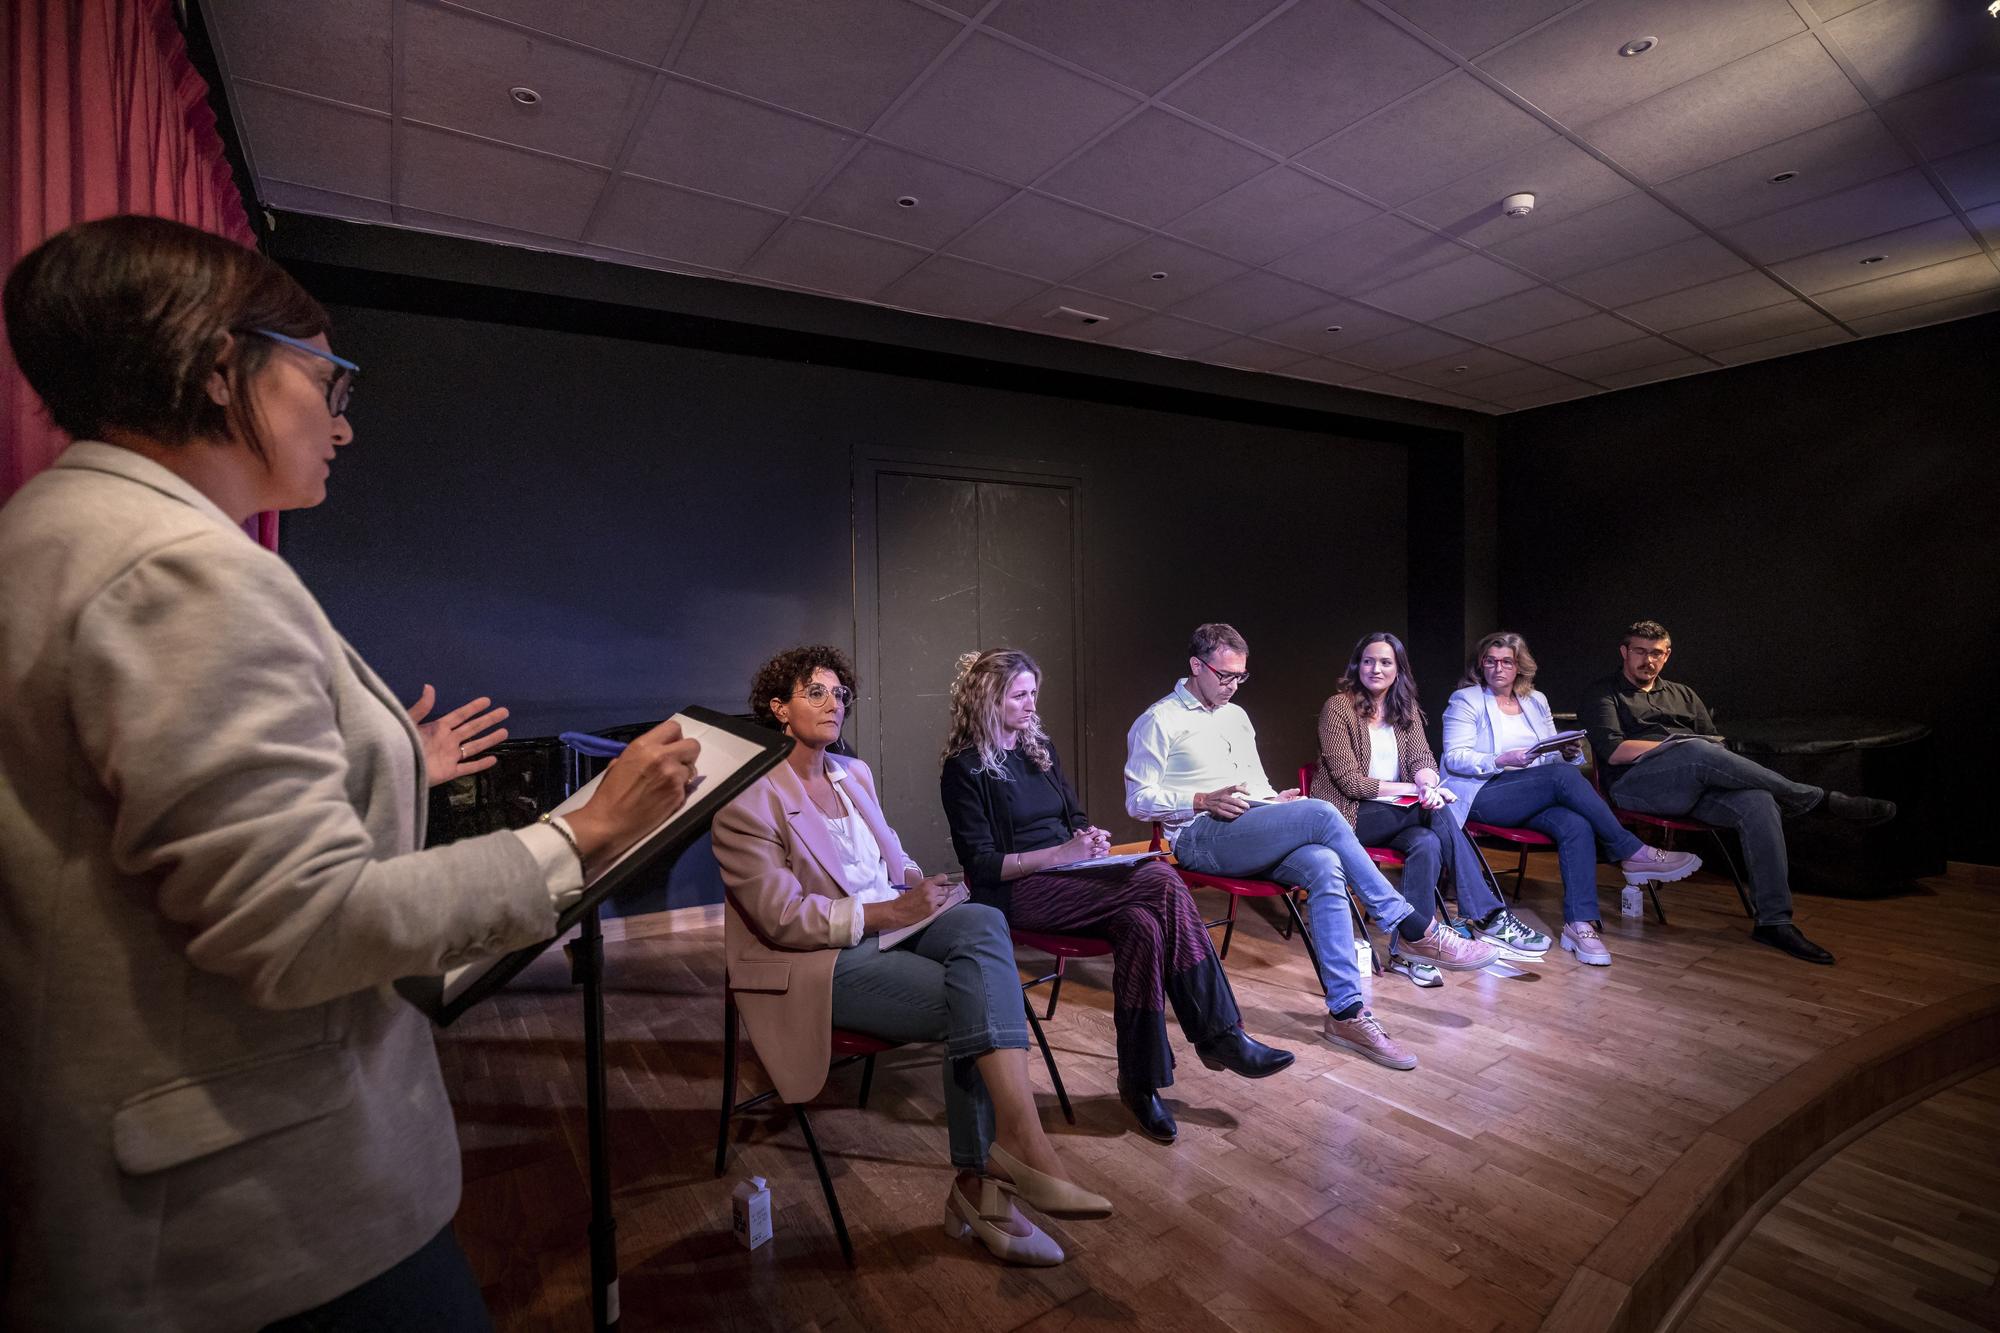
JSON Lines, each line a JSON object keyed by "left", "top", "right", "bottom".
{"left": 806, "top": 771, "right": 846, "bottom": 820}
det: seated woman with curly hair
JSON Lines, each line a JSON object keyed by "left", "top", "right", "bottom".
{"left": 711, "top": 644, "right": 1110, "bottom": 1267}
{"left": 938, "top": 648, "right": 1293, "bottom": 1147}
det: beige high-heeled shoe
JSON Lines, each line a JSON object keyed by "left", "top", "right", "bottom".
{"left": 988, "top": 1144, "right": 1113, "bottom": 1218}
{"left": 943, "top": 1178, "right": 1064, "bottom": 1266}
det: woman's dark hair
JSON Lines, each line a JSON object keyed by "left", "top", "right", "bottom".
{"left": 748, "top": 645, "right": 857, "bottom": 730}
{"left": 1336, "top": 631, "right": 1424, "bottom": 729}
{"left": 3, "top": 214, "right": 327, "bottom": 460}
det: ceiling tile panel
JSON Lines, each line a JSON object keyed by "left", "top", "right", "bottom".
{"left": 1880, "top": 70, "right": 2000, "bottom": 159}
{"left": 1455, "top": 364, "right": 1589, "bottom": 399}
{"left": 742, "top": 219, "right": 929, "bottom": 297}
{"left": 1166, "top": 169, "right": 1378, "bottom": 266}
{"left": 1711, "top": 325, "right": 1854, "bottom": 365}
{"left": 1401, "top": 138, "right": 1636, "bottom": 248}
{"left": 1770, "top": 216, "right": 1982, "bottom": 295}
{"left": 208, "top": 0, "right": 392, "bottom": 109}
{"left": 1279, "top": 358, "right": 1374, "bottom": 386}
{"left": 1254, "top": 299, "right": 1416, "bottom": 351}
{"left": 879, "top": 256, "right": 1050, "bottom": 322}
{"left": 448, "top": 0, "right": 692, "bottom": 62}
{"left": 1805, "top": 0, "right": 1871, "bottom": 19}
{"left": 1476, "top": 0, "right": 1806, "bottom": 128}
{"left": 1617, "top": 269, "right": 1794, "bottom": 331}
{"left": 1669, "top": 300, "right": 1835, "bottom": 353}
{"left": 397, "top": 206, "right": 601, "bottom": 251}
{"left": 233, "top": 86, "right": 390, "bottom": 200}
{"left": 1099, "top": 314, "right": 1235, "bottom": 356}
{"left": 1164, "top": 0, "right": 1454, "bottom": 155}
{"left": 1492, "top": 312, "right": 1651, "bottom": 361}
{"left": 1374, "top": 0, "right": 1578, "bottom": 60}
{"left": 401, "top": 5, "right": 651, "bottom": 166}
{"left": 986, "top": 0, "right": 1284, "bottom": 95}
{"left": 1722, "top": 167, "right": 1952, "bottom": 262}
{"left": 944, "top": 193, "right": 1148, "bottom": 280}
{"left": 1399, "top": 347, "right": 1533, "bottom": 387}
{"left": 1483, "top": 191, "right": 1699, "bottom": 280}
{"left": 1582, "top": 34, "right": 1868, "bottom": 184}
{"left": 1975, "top": 201, "right": 2000, "bottom": 248}
{"left": 398, "top": 126, "right": 607, "bottom": 237}
{"left": 674, "top": 0, "right": 961, "bottom": 130}
{"left": 804, "top": 144, "right": 1017, "bottom": 248}
{"left": 1346, "top": 371, "right": 1480, "bottom": 404}
{"left": 875, "top": 33, "right": 1141, "bottom": 183}
{"left": 1069, "top": 236, "right": 1250, "bottom": 308}
{"left": 1168, "top": 270, "right": 1333, "bottom": 331}
{"left": 1844, "top": 286, "right": 2000, "bottom": 335}
{"left": 1267, "top": 213, "right": 1466, "bottom": 292}
{"left": 1295, "top": 73, "right": 1554, "bottom": 207}
{"left": 1336, "top": 325, "right": 1477, "bottom": 370}
{"left": 1935, "top": 142, "right": 2000, "bottom": 210}
{"left": 1813, "top": 253, "right": 2000, "bottom": 320}
{"left": 1563, "top": 235, "right": 1752, "bottom": 307}
{"left": 1432, "top": 285, "right": 1597, "bottom": 341}
{"left": 1654, "top": 111, "right": 1913, "bottom": 229}
{"left": 1822, "top": 0, "right": 2000, "bottom": 101}
{"left": 624, "top": 81, "right": 855, "bottom": 211}
{"left": 1040, "top": 110, "right": 1272, "bottom": 226}
{"left": 260, "top": 178, "right": 395, "bottom": 223}
{"left": 998, "top": 287, "right": 1153, "bottom": 339}
{"left": 1594, "top": 354, "right": 1714, "bottom": 388}
{"left": 588, "top": 176, "right": 785, "bottom": 267}
{"left": 1358, "top": 253, "right": 1541, "bottom": 319}
{"left": 1206, "top": 337, "right": 1317, "bottom": 372}
{"left": 1497, "top": 384, "right": 1598, "bottom": 411}
{"left": 1547, "top": 337, "right": 1700, "bottom": 380}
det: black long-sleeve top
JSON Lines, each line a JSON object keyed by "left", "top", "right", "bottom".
{"left": 939, "top": 744, "right": 1086, "bottom": 914}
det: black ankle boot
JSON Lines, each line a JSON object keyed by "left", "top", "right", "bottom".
{"left": 1195, "top": 1026, "right": 1295, "bottom": 1079}
{"left": 1119, "top": 1082, "right": 1177, "bottom": 1144}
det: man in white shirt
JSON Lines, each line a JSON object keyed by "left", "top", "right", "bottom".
{"left": 1125, "top": 624, "right": 1497, "bottom": 1070}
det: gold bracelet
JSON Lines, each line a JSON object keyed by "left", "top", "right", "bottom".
{"left": 538, "top": 812, "right": 587, "bottom": 876}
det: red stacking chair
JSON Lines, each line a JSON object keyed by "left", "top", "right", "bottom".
{"left": 1590, "top": 761, "right": 1753, "bottom": 923}
{"left": 1007, "top": 927, "right": 1107, "bottom": 1126}
{"left": 1460, "top": 819, "right": 1555, "bottom": 903}
{"left": 1149, "top": 821, "right": 1325, "bottom": 977}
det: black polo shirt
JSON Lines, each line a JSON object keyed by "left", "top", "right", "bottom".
{"left": 1581, "top": 674, "right": 1717, "bottom": 792}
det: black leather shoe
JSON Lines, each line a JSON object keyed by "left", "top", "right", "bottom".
{"left": 1751, "top": 924, "right": 1836, "bottom": 965}
{"left": 1119, "top": 1082, "right": 1177, "bottom": 1144}
{"left": 1195, "top": 1026, "right": 1296, "bottom": 1079}
{"left": 1818, "top": 791, "right": 1896, "bottom": 827}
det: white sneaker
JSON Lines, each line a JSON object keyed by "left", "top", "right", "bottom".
{"left": 1385, "top": 947, "right": 1443, "bottom": 988}
{"left": 1621, "top": 845, "right": 1700, "bottom": 886}
{"left": 1561, "top": 921, "right": 1612, "bottom": 966}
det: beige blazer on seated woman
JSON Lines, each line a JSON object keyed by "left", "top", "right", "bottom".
{"left": 711, "top": 753, "right": 918, "bottom": 1104}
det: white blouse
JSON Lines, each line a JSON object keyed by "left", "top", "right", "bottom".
{"left": 1491, "top": 705, "right": 1540, "bottom": 757}
{"left": 1366, "top": 720, "right": 1401, "bottom": 801}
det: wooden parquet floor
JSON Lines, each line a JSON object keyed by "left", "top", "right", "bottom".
{"left": 1683, "top": 1066, "right": 2000, "bottom": 1333}
{"left": 438, "top": 857, "right": 2000, "bottom": 1333}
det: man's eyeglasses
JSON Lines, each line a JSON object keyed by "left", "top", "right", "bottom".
{"left": 795, "top": 682, "right": 854, "bottom": 708}
{"left": 1197, "top": 657, "right": 1248, "bottom": 686}
{"left": 248, "top": 328, "right": 359, "bottom": 417}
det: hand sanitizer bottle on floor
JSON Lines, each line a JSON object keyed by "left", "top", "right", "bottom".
{"left": 732, "top": 1176, "right": 772, "bottom": 1250}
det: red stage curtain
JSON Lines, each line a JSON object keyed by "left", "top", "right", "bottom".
{"left": 2, "top": 0, "right": 273, "bottom": 546}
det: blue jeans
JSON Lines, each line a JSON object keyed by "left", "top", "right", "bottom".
{"left": 830, "top": 901, "right": 1026, "bottom": 1170}
{"left": 1604, "top": 743, "right": 1822, "bottom": 926}
{"left": 1468, "top": 764, "right": 1645, "bottom": 925}
{"left": 1172, "top": 800, "right": 1414, "bottom": 1017}
{"left": 1351, "top": 800, "right": 1505, "bottom": 923}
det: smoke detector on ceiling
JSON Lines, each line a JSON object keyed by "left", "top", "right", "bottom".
{"left": 1502, "top": 192, "right": 1536, "bottom": 217}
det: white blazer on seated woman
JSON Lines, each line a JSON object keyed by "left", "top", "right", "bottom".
{"left": 1440, "top": 684, "right": 1583, "bottom": 823}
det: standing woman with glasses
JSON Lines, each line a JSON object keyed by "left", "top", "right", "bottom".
{"left": 938, "top": 649, "right": 1293, "bottom": 1147}
{"left": 1441, "top": 631, "right": 1699, "bottom": 966}
{"left": 0, "top": 216, "right": 702, "bottom": 1330}
{"left": 712, "top": 645, "right": 1111, "bottom": 1267}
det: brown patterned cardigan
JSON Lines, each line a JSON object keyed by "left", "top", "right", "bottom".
{"left": 1309, "top": 691, "right": 1438, "bottom": 826}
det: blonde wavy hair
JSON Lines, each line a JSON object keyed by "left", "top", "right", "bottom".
{"left": 941, "top": 649, "right": 1051, "bottom": 778}
{"left": 1459, "top": 630, "right": 1539, "bottom": 698}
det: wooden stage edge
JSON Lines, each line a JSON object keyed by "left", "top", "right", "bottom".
{"left": 1540, "top": 980, "right": 2000, "bottom": 1333}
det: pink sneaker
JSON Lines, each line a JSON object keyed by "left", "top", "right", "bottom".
{"left": 1621, "top": 845, "right": 1700, "bottom": 885}
{"left": 1398, "top": 917, "right": 1501, "bottom": 972}
{"left": 1321, "top": 1009, "right": 1417, "bottom": 1070}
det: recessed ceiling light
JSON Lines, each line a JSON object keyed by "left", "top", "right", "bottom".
{"left": 509, "top": 85, "right": 541, "bottom": 106}
{"left": 1769, "top": 170, "right": 1799, "bottom": 183}
{"left": 1449, "top": 365, "right": 1469, "bottom": 374}
{"left": 1618, "top": 36, "right": 1658, "bottom": 57}
{"left": 1323, "top": 325, "right": 1343, "bottom": 333}
{"left": 1859, "top": 254, "right": 1888, "bottom": 264}
{"left": 1149, "top": 271, "right": 1169, "bottom": 280}
{"left": 895, "top": 195, "right": 919, "bottom": 208}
